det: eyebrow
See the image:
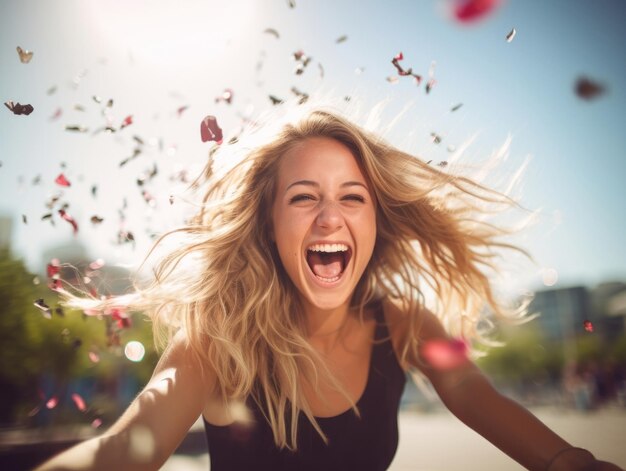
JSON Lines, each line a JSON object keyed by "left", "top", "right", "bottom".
{"left": 285, "top": 180, "right": 369, "bottom": 192}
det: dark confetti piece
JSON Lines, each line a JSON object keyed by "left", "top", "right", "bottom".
{"left": 451, "top": 103, "right": 463, "bottom": 112}
{"left": 65, "top": 125, "right": 89, "bottom": 132}
{"left": 269, "top": 95, "right": 284, "bottom": 105}
{"left": 91, "top": 215, "right": 104, "bottom": 224}
{"left": 22, "top": 214, "right": 27, "bottom": 224}
{"left": 335, "top": 35, "right": 348, "bottom": 44}
{"left": 575, "top": 77, "right": 606, "bottom": 101}
{"left": 264, "top": 28, "right": 280, "bottom": 39}
{"left": 4, "top": 101, "right": 34, "bottom": 115}
{"left": 34, "top": 298, "right": 52, "bottom": 318}
{"left": 506, "top": 28, "right": 516, "bottom": 42}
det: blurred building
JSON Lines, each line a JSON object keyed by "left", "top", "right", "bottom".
{"left": 590, "top": 281, "right": 626, "bottom": 339}
{"left": 529, "top": 286, "right": 591, "bottom": 342}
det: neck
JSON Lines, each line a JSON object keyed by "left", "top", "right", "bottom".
{"left": 303, "top": 300, "right": 353, "bottom": 352}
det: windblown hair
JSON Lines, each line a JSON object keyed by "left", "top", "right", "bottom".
{"left": 64, "top": 104, "right": 531, "bottom": 450}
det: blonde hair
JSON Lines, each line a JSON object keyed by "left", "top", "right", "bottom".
{"left": 63, "top": 104, "right": 531, "bottom": 450}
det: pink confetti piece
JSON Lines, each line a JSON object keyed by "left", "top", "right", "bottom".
{"left": 71, "top": 393, "right": 87, "bottom": 412}
{"left": 176, "top": 105, "right": 189, "bottom": 117}
{"left": 55, "top": 173, "right": 71, "bottom": 187}
{"left": 120, "top": 115, "right": 133, "bottom": 129}
{"left": 200, "top": 115, "right": 223, "bottom": 144}
{"left": 50, "top": 108, "right": 62, "bottom": 121}
{"left": 16, "top": 46, "right": 33, "bottom": 63}
{"left": 111, "top": 307, "right": 131, "bottom": 329}
{"left": 453, "top": 0, "right": 500, "bottom": 23}
{"left": 89, "top": 351, "right": 100, "bottom": 363}
{"left": 583, "top": 320, "right": 594, "bottom": 333}
{"left": 4, "top": 101, "right": 34, "bottom": 115}
{"left": 46, "top": 396, "right": 58, "bottom": 409}
{"left": 421, "top": 338, "right": 468, "bottom": 370}
{"left": 92, "top": 418, "right": 103, "bottom": 428}
{"left": 89, "top": 258, "right": 105, "bottom": 270}
{"left": 58, "top": 209, "right": 78, "bottom": 234}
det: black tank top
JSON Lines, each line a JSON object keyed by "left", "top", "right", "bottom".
{"left": 203, "top": 306, "right": 406, "bottom": 471}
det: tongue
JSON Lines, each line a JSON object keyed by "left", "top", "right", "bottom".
{"left": 308, "top": 252, "right": 344, "bottom": 279}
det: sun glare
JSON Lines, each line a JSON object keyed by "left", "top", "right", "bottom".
{"left": 88, "top": 0, "right": 257, "bottom": 66}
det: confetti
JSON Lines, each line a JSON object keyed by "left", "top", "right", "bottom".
{"left": 50, "top": 108, "right": 62, "bottom": 121}
{"left": 55, "top": 173, "right": 71, "bottom": 187}
{"left": 34, "top": 298, "right": 52, "bottom": 318}
{"left": 263, "top": 28, "right": 280, "bottom": 39}
{"left": 22, "top": 214, "right": 27, "bottom": 224}
{"left": 437, "top": 161, "right": 448, "bottom": 168}
{"left": 47, "top": 86, "right": 57, "bottom": 95}
{"left": 269, "top": 95, "right": 284, "bottom": 105}
{"left": 291, "top": 87, "right": 309, "bottom": 104}
{"left": 120, "top": 115, "right": 133, "bottom": 129}
{"left": 431, "top": 132, "right": 443, "bottom": 144}
{"left": 583, "top": 320, "right": 594, "bottom": 333}
{"left": 318, "top": 63, "right": 325, "bottom": 78}
{"left": 176, "top": 105, "right": 188, "bottom": 117}
{"left": 4, "top": 101, "right": 34, "bottom": 115}
{"left": 59, "top": 209, "right": 78, "bottom": 234}
{"left": 89, "top": 258, "right": 105, "bottom": 270}
{"left": 391, "top": 52, "right": 422, "bottom": 85}
{"left": 506, "top": 28, "right": 516, "bottom": 42}
{"left": 425, "top": 79, "right": 436, "bottom": 94}
{"left": 386, "top": 76, "right": 399, "bottom": 84}
{"left": 451, "top": 103, "right": 463, "bottom": 112}
{"left": 421, "top": 338, "right": 468, "bottom": 369}
{"left": 215, "top": 88, "right": 234, "bottom": 105}
{"left": 16, "top": 46, "right": 33, "bottom": 63}
{"left": 46, "top": 396, "right": 59, "bottom": 409}
{"left": 92, "top": 418, "right": 103, "bottom": 428}
{"left": 575, "top": 77, "right": 606, "bottom": 101}
{"left": 65, "top": 125, "right": 88, "bottom": 132}
{"left": 71, "top": 393, "right": 87, "bottom": 412}
{"left": 453, "top": 0, "right": 500, "bottom": 23}
{"left": 335, "top": 35, "right": 348, "bottom": 43}
{"left": 47, "top": 259, "right": 61, "bottom": 277}
{"left": 200, "top": 115, "right": 223, "bottom": 144}
{"left": 89, "top": 350, "right": 100, "bottom": 363}
{"left": 287, "top": 0, "right": 295, "bottom": 8}
{"left": 90, "top": 215, "right": 104, "bottom": 224}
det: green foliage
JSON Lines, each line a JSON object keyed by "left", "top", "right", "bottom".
{"left": 0, "top": 248, "right": 158, "bottom": 426}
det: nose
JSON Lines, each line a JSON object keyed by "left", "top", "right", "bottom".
{"left": 315, "top": 201, "right": 344, "bottom": 231}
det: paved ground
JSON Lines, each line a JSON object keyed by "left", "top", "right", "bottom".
{"left": 162, "top": 407, "right": 626, "bottom": 470}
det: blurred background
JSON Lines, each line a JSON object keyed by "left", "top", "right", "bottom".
{"left": 1, "top": 0, "right": 625, "bottom": 469}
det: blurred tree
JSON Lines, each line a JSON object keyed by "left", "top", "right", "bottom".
{"left": 0, "top": 248, "right": 157, "bottom": 427}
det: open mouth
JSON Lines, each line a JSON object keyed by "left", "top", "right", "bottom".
{"left": 305, "top": 243, "right": 352, "bottom": 283}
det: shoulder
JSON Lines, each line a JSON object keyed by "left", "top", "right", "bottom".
{"left": 381, "top": 298, "right": 456, "bottom": 369}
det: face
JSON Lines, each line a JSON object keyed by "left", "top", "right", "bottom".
{"left": 271, "top": 137, "right": 377, "bottom": 313}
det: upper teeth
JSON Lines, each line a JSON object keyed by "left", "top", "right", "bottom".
{"left": 308, "top": 243, "right": 349, "bottom": 253}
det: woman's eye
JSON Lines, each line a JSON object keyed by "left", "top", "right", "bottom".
{"left": 289, "top": 194, "right": 316, "bottom": 203}
{"left": 343, "top": 194, "right": 365, "bottom": 203}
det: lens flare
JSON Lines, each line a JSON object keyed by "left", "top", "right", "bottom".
{"left": 125, "top": 341, "right": 145, "bottom": 362}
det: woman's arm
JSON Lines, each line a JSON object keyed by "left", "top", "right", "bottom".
{"left": 35, "top": 331, "right": 216, "bottom": 471}
{"left": 385, "top": 300, "right": 622, "bottom": 470}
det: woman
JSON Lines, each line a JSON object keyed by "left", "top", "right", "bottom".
{"left": 37, "top": 107, "right": 622, "bottom": 470}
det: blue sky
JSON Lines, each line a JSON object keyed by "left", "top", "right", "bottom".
{"left": 1, "top": 0, "right": 625, "bottom": 293}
